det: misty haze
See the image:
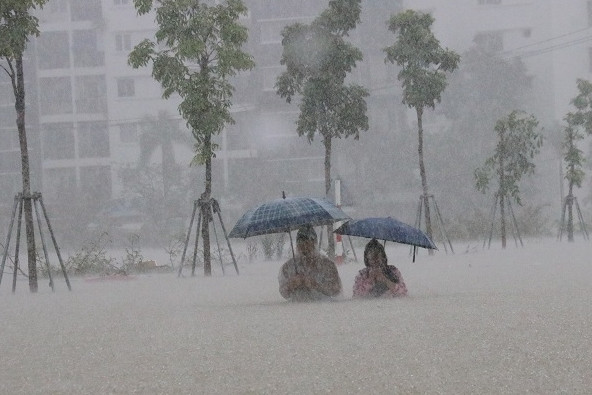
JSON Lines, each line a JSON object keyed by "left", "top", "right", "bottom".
{"left": 1, "top": 0, "right": 592, "bottom": 393}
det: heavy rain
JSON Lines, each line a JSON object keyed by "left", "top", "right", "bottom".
{"left": 1, "top": 0, "right": 591, "bottom": 393}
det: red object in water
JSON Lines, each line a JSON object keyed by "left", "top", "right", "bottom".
{"left": 84, "top": 274, "right": 136, "bottom": 282}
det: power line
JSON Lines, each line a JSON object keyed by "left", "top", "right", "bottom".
{"left": 500, "top": 26, "right": 592, "bottom": 57}
{"left": 507, "top": 34, "right": 592, "bottom": 60}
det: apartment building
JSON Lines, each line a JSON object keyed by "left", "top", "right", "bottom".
{"left": 33, "top": 0, "right": 111, "bottom": 213}
{"left": 2, "top": 0, "right": 590, "bottom": 230}
{"left": 408, "top": 0, "right": 592, "bottom": 124}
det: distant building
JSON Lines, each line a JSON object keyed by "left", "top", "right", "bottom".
{"left": 407, "top": 0, "right": 592, "bottom": 124}
{"left": 1, "top": 0, "right": 590, "bottom": 230}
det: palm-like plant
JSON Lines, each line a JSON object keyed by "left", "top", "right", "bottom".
{"left": 138, "top": 110, "right": 193, "bottom": 198}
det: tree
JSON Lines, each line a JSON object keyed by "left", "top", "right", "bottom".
{"left": 562, "top": 79, "right": 592, "bottom": 241}
{"left": 435, "top": 47, "right": 533, "bottom": 217}
{"left": 276, "top": 0, "right": 369, "bottom": 258}
{"left": 384, "top": 9, "right": 460, "bottom": 246}
{"left": 129, "top": 0, "right": 254, "bottom": 275}
{"left": 475, "top": 110, "right": 543, "bottom": 248}
{"left": 119, "top": 111, "right": 195, "bottom": 241}
{"left": 138, "top": 110, "right": 192, "bottom": 198}
{"left": 1, "top": 0, "right": 48, "bottom": 292}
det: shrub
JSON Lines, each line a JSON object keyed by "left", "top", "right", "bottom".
{"left": 260, "top": 235, "right": 274, "bottom": 260}
{"left": 64, "top": 232, "right": 119, "bottom": 275}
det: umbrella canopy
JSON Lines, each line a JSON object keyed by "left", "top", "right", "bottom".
{"left": 334, "top": 217, "right": 437, "bottom": 249}
{"left": 228, "top": 196, "right": 350, "bottom": 238}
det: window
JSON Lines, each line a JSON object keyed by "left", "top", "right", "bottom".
{"left": 0, "top": 173, "right": 20, "bottom": 203}
{"left": 42, "top": 123, "right": 75, "bottom": 160}
{"left": 76, "top": 75, "right": 107, "bottom": 113}
{"left": 43, "top": 168, "right": 76, "bottom": 201}
{"left": 39, "top": 77, "right": 73, "bottom": 115}
{"left": 73, "top": 30, "right": 104, "bottom": 67}
{"left": 80, "top": 166, "right": 112, "bottom": 203}
{"left": 0, "top": 83, "right": 13, "bottom": 106}
{"left": 48, "top": 0, "right": 68, "bottom": 13}
{"left": 115, "top": 33, "right": 132, "bottom": 52}
{"left": 225, "top": 124, "right": 242, "bottom": 150}
{"left": 0, "top": 110, "right": 15, "bottom": 128}
{"left": 114, "top": 0, "right": 130, "bottom": 5}
{"left": 474, "top": 32, "right": 503, "bottom": 52}
{"left": 71, "top": 0, "right": 102, "bottom": 22}
{"left": 117, "top": 78, "right": 135, "bottom": 97}
{"left": 0, "top": 151, "right": 20, "bottom": 173}
{"left": 37, "top": 31, "right": 70, "bottom": 70}
{"left": 78, "top": 121, "right": 110, "bottom": 158}
{"left": 0, "top": 130, "right": 19, "bottom": 151}
{"left": 120, "top": 123, "right": 139, "bottom": 143}
{"left": 260, "top": 0, "right": 321, "bottom": 18}
{"left": 38, "top": 0, "right": 68, "bottom": 23}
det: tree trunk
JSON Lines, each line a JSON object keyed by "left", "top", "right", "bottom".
{"left": 15, "top": 57, "right": 38, "bottom": 292}
{"left": 567, "top": 179, "right": 574, "bottom": 242}
{"left": 162, "top": 140, "right": 175, "bottom": 200}
{"left": 324, "top": 135, "right": 335, "bottom": 259}
{"left": 202, "top": 136, "right": 212, "bottom": 276}
{"left": 416, "top": 107, "right": 433, "bottom": 254}
{"left": 499, "top": 155, "right": 507, "bottom": 249}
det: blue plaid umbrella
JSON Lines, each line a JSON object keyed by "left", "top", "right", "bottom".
{"left": 334, "top": 217, "right": 437, "bottom": 250}
{"left": 229, "top": 196, "right": 350, "bottom": 238}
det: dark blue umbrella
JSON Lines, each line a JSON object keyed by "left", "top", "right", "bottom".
{"left": 334, "top": 217, "right": 437, "bottom": 250}
{"left": 229, "top": 196, "right": 350, "bottom": 238}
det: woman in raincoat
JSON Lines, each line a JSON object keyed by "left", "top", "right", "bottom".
{"left": 353, "top": 238, "right": 407, "bottom": 297}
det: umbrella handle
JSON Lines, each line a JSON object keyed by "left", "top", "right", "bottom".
{"left": 288, "top": 230, "right": 295, "bottom": 260}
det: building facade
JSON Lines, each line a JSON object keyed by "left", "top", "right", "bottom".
{"left": 1, "top": 0, "right": 591, "bottom": 234}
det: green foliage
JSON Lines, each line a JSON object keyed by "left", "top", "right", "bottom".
{"left": 122, "top": 234, "right": 144, "bottom": 272}
{"left": 0, "top": 0, "right": 47, "bottom": 58}
{"left": 384, "top": 9, "right": 460, "bottom": 111}
{"left": 444, "top": 203, "right": 552, "bottom": 241}
{"left": 117, "top": 163, "right": 195, "bottom": 245}
{"left": 275, "top": 233, "right": 286, "bottom": 259}
{"left": 276, "top": 0, "right": 369, "bottom": 143}
{"left": 257, "top": 234, "right": 286, "bottom": 260}
{"left": 1, "top": 0, "right": 48, "bottom": 291}
{"left": 433, "top": 47, "right": 534, "bottom": 218}
{"left": 563, "top": 79, "right": 592, "bottom": 190}
{"left": 260, "top": 235, "right": 274, "bottom": 260}
{"left": 246, "top": 239, "right": 258, "bottom": 262}
{"left": 275, "top": 0, "right": 368, "bottom": 259}
{"left": 563, "top": 125, "right": 586, "bottom": 189}
{"left": 164, "top": 231, "right": 187, "bottom": 269}
{"left": 441, "top": 47, "right": 532, "bottom": 126}
{"left": 138, "top": 110, "right": 192, "bottom": 166}
{"left": 568, "top": 79, "right": 592, "bottom": 131}
{"left": 64, "top": 232, "right": 120, "bottom": 275}
{"left": 128, "top": 0, "right": 254, "bottom": 167}
{"left": 475, "top": 110, "right": 543, "bottom": 205}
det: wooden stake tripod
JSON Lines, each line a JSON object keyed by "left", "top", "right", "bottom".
{"left": 415, "top": 194, "right": 454, "bottom": 255}
{"left": 484, "top": 193, "right": 523, "bottom": 249}
{"left": 177, "top": 196, "right": 239, "bottom": 277}
{"left": 0, "top": 192, "right": 71, "bottom": 292}
{"left": 557, "top": 195, "right": 589, "bottom": 241}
